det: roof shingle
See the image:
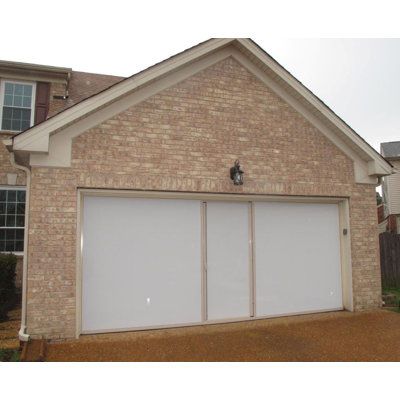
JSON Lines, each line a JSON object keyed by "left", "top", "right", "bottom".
{"left": 381, "top": 141, "right": 400, "bottom": 158}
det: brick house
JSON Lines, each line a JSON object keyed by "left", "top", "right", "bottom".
{"left": 0, "top": 60, "right": 123, "bottom": 288}
{"left": 1, "top": 38, "right": 393, "bottom": 341}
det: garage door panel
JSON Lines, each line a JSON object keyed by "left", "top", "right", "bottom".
{"left": 206, "top": 202, "right": 250, "bottom": 320}
{"left": 255, "top": 202, "right": 342, "bottom": 317}
{"left": 82, "top": 196, "right": 202, "bottom": 332}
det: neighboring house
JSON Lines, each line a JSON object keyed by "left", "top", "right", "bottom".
{"left": 3, "top": 38, "right": 393, "bottom": 341}
{"left": 381, "top": 141, "right": 400, "bottom": 233}
{"left": 0, "top": 60, "right": 123, "bottom": 287}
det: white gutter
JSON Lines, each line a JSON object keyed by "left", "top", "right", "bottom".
{"left": 9, "top": 152, "right": 31, "bottom": 342}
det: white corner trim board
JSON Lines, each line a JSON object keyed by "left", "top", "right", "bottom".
{"left": 11, "top": 38, "right": 392, "bottom": 181}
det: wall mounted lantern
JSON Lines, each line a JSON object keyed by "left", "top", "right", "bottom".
{"left": 230, "top": 159, "right": 244, "bottom": 185}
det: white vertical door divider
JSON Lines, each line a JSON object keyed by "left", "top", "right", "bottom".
{"left": 249, "top": 202, "right": 255, "bottom": 318}
{"left": 201, "top": 201, "right": 207, "bottom": 322}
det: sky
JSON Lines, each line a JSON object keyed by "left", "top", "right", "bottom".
{"left": 1, "top": 1, "right": 400, "bottom": 153}
{"left": 261, "top": 38, "right": 400, "bottom": 151}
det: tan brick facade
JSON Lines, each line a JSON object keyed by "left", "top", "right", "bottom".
{"left": 25, "top": 57, "right": 381, "bottom": 339}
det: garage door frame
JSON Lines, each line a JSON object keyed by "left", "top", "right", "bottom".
{"left": 76, "top": 189, "right": 353, "bottom": 338}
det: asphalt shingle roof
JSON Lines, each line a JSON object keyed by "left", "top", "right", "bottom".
{"left": 381, "top": 141, "right": 400, "bottom": 158}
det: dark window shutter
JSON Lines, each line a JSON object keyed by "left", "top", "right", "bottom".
{"left": 34, "top": 82, "right": 50, "bottom": 124}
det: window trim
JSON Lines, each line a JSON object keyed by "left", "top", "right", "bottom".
{"left": 0, "top": 185, "right": 26, "bottom": 255}
{"left": 0, "top": 79, "right": 36, "bottom": 132}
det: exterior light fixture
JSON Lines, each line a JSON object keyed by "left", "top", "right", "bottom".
{"left": 230, "top": 159, "right": 244, "bottom": 185}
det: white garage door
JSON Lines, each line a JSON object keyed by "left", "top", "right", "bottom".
{"left": 81, "top": 195, "right": 343, "bottom": 333}
{"left": 254, "top": 202, "right": 343, "bottom": 317}
{"left": 82, "top": 196, "right": 202, "bottom": 332}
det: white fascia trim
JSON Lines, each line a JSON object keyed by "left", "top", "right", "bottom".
{"left": 235, "top": 39, "right": 393, "bottom": 177}
{"left": 13, "top": 38, "right": 235, "bottom": 152}
{"left": 0, "top": 59, "right": 71, "bottom": 74}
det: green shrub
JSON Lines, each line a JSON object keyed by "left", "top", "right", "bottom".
{"left": 0, "top": 253, "right": 17, "bottom": 321}
{"left": 0, "top": 348, "right": 20, "bottom": 362}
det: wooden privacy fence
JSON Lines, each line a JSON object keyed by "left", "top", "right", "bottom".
{"left": 379, "top": 232, "right": 400, "bottom": 288}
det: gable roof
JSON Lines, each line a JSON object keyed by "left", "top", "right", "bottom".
{"left": 381, "top": 141, "right": 400, "bottom": 159}
{"left": 9, "top": 38, "right": 393, "bottom": 182}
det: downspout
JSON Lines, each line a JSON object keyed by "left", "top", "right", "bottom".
{"left": 9, "top": 152, "right": 31, "bottom": 342}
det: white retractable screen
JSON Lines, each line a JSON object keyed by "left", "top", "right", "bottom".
{"left": 82, "top": 196, "right": 202, "bottom": 332}
{"left": 254, "top": 202, "right": 342, "bottom": 317}
{"left": 206, "top": 202, "right": 250, "bottom": 320}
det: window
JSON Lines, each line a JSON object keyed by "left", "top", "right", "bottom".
{"left": 0, "top": 188, "right": 26, "bottom": 252}
{"left": 0, "top": 80, "right": 36, "bottom": 132}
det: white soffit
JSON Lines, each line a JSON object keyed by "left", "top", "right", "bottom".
{"left": 11, "top": 38, "right": 392, "bottom": 181}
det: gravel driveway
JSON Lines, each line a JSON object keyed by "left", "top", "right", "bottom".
{"left": 43, "top": 310, "right": 400, "bottom": 361}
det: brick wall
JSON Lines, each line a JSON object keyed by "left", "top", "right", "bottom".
{"left": 48, "top": 72, "right": 123, "bottom": 118}
{"left": 47, "top": 82, "right": 68, "bottom": 117}
{"left": 25, "top": 57, "right": 381, "bottom": 339}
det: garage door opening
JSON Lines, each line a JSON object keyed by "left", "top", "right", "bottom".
{"left": 79, "top": 193, "right": 349, "bottom": 335}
